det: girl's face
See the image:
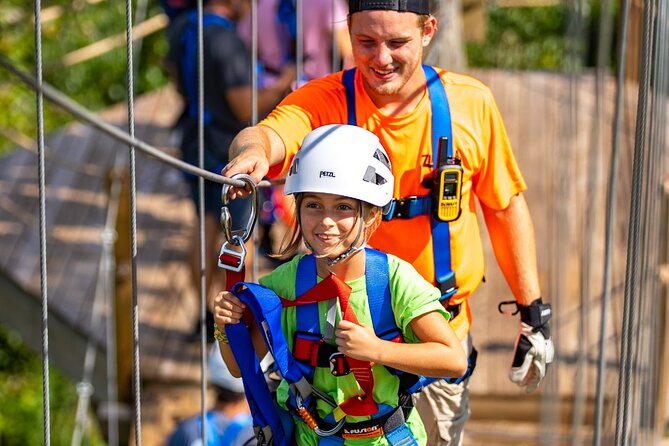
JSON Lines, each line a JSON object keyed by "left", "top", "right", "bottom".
{"left": 299, "top": 193, "right": 362, "bottom": 259}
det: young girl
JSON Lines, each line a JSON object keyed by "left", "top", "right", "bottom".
{"left": 213, "top": 124, "right": 467, "bottom": 445}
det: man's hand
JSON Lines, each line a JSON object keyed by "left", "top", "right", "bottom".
{"left": 509, "top": 298, "right": 554, "bottom": 392}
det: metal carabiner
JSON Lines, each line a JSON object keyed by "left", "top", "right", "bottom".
{"left": 294, "top": 390, "right": 346, "bottom": 437}
{"left": 220, "top": 173, "right": 259, "bottom": 245}
{"left": 218, "top": 174, "right": 259, "bottom": 272}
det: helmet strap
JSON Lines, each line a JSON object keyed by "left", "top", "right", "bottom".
{"left": 300, "top": 202, "right": 368, "bottom": 267}
{"left": 325, "top": 206, "right": 366, "bottom": 267}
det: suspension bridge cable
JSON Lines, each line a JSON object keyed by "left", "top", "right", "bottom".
{"left": 124, "top": 1, "right": 143, "bottom": 444}
{"left": 0, "top": 55, "right": 263, "bottom": 190}
{"left": 641, "top": 2, "right": 668, "bottom": 437}
{"left": 194, "top": 1, "right": 209, "bottom": 443}
{"left": 564, "top": 0, "right": 589, "bottom": 442}
{"left": 251, "top": 0, "right": 259, "bottom": 284}
{"left": 615, "top": 0, "right": 655, "bottom": 441}
{"left": 71, "top": 170, "right": 122, "bottom": 446}
{"left": 296, "top": 0, "right": 304, "bottom": 86}
{"left": 34, "top": 1, "right": 51, "bottom": 445}
{"left": 593, "top": 0, "right": 633, "bottom": 440}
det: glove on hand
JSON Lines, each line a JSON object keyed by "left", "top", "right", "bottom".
{"left": 509, "top": 298, "right": 554, "bottom": 392}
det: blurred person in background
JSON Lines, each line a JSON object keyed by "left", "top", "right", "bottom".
{"left": 164, "top": 0, "right": 295, "bottom": 339}
{"left": 164, "top": 342, "right": 255, "bottom": 446}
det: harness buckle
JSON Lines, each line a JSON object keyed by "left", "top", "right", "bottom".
{"left": 218, "top": 235, "right": 246, "bottom": 272}
{"left": 329, "top": 352, "right": 351, "bottom": 376}
{"left": 388, "top": 196, "right": 418, "bottom": 219}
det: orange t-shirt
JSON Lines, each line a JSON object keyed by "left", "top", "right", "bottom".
{"left": 260, "top": 68, "right": 526, "bottom": 338}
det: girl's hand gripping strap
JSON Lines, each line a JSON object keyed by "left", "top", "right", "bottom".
{"left": 229, "top": 282, "right": 312, "bottom": 399}
{"left": 225, "top": 283, "right": 298, "bottom": 446}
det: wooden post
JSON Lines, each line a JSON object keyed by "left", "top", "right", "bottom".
{"left": 624, "top": 0, "right": 643, "bottom": 82}
{"left": 113, "top": 167, "right": 134, "bottom": 445}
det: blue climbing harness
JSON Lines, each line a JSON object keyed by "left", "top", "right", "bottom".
{"left": 226, "top": 248, "right": 457, "bottom": 445}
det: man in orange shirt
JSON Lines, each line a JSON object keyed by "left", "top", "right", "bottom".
{"left": 221, "top": 0, "right": 554, "bottom": 444}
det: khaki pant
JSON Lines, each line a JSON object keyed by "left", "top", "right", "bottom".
{"left": 414, "top": 336, "right": 472, "bottom": 446}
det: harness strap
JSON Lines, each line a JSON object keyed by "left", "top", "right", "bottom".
{"left": 315, "top": 396, "right": 418, "bottom": 446}
{"left": 225, "top": 283, "right": 296, "bottom": 446}
{"left": 341, "top": 66, "right": 458, "bottom": 300}
{"left": 333, "top": 283, "right": 379, "bottom": 418}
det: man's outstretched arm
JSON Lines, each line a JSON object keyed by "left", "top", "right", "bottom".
{"left": 222, "top": 125, "right": 287, "bottom": 197}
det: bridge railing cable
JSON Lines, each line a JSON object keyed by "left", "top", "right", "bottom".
{"left": 0, "top": 55, "right": 268, "bottom": 191}
{"left": 34, "top": 1, "right": 52, "bottom": 445}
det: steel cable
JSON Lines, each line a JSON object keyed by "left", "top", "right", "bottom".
{"left": 193, "top": 1, "right": 209, "bottom": 444}
{"left": 124, "top": 1, "right": 143, "bottom": 444}
{"left": 615, "top": 0, "right": 655, "bottom": 442}
{"left": 0, "top": 55, "right": 268, "bottom": 190}
{"left": 593, "top": 0, "right": 633, "bottom": 440}
{"left": 34, "top": 1, "right": 51, "bottom": 445}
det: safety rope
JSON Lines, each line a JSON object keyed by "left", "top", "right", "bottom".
{"left": 0, "top": 55, "right": 268, "bottom": 191}
{"left": 592, "top": 0, "right": 632, "bottom": 441}
{"left": 251, "top": 0, "right": 259, "bottom": 284}
{"left": 193, "top": 1, "right": 209, "bottom": 444}
{"left": 124, "top": 1, "right": 143, "bottom": 444}
{"left": 296, "top": 0, "right": 304, "bottom": 86}
{"left": 570, "top": 0, "right": 593, "bottom": 440}
{"left": 633, "top": 0, "right": 667, "bottom": 442}
{"left": 34, "top": 1, "right": 51, "bottom": 445}
{"left": 615, "top": 0, "right": 655, "bottom": 442}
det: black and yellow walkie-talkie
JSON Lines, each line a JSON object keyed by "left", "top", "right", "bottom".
{"left": 433, "top": 136, "right": 463, "bottom": 222}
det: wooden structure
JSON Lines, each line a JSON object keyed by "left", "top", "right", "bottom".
{"left": 0, "top": 70, "right": 667, "bottom": 445}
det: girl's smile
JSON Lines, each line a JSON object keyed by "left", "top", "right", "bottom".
{"left": 300, "top": 193, "right": 361, "bottom": 259}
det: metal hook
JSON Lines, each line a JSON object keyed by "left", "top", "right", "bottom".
{"left": 294, "top": 390, "right": 346, "bottom": 437}
{"left": 220, "top": 173, "right": 259, "bottom": 245}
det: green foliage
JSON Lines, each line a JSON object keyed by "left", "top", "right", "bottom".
{"left": 0, "top": 325, "right": 107, "bottom": 446}
{"left": 0, "top": 0, "right": 170, "bottom": 155}
{"left": 467, "top": 2, "right": 619, "bottom": 71}
{"left": 467, "top": 5, "right": 568, "bottom": 70}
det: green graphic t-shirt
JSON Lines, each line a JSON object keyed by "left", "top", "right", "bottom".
{"left": 258, "top": 251, "right": 449, "bottom": 446}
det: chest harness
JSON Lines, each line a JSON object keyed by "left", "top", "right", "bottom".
{"left": 342, "top": 65, "right": 459, "bottom": 310}
{"left": 224, "top": 248, "right": 474, "bottom": 446}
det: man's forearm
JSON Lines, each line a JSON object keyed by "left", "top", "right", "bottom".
{"left": 481, "top": 193, "right": 541, "bottom": 305}
{"left": 229, "top": 126, "right": 271, "bottom": 159}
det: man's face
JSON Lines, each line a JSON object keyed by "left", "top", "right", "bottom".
{"left": 349, "top": 10, "right": 435, "bottom": 98}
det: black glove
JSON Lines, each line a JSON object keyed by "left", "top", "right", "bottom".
{"left": 508, "top": 298, "right": 554, "bottom": 392}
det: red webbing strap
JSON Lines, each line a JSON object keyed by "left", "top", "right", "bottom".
{"left": 336, "top": 281, "right": 378, "bottom": 417}
{"left": 281, "top": 273, "right": 352, "bottom": 307}
{"left": 219, "top": 251, "right": 252, "bottom": 325}
{"left": 283, "top": 273, "right": 379, "bottom": 417}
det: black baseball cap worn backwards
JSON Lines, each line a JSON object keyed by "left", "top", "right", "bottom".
{"left": 348, "top": 0, "right": 430, "bottom": 14}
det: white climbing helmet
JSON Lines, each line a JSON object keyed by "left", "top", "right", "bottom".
{"left": 284, "top": 124, "right": 394, "bottom": 208}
